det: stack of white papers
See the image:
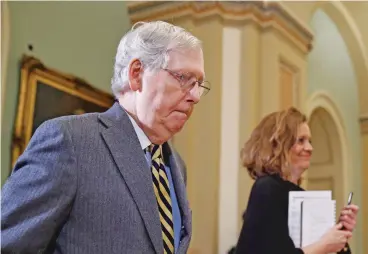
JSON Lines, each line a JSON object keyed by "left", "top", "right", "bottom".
{"left": 288, "top": 191, "right": 336, "bottom": 248}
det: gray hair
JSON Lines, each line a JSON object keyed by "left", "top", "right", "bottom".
{"left": 111, "top": 21, "right": 202, "bottom": 97}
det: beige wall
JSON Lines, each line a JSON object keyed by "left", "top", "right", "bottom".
{"left": 172, "top": 17, "right": 223, "bottom": 254}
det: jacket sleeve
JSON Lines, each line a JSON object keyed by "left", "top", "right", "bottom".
{"left": 1, "top": 119, "right": 77, "bottom": 253}
{"left": 235, "top": 178, "right": 304, "bottom": 254}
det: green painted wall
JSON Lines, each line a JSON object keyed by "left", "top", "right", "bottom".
{"left": 2, "top": 2, "right": 131, "bottom": 185}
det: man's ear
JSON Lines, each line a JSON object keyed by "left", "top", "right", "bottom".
{"left": 128, "top": 59, "right": 143, "bottom": 92}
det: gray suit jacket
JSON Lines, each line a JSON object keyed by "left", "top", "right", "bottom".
{"left": 1, "top": 103, "right": 192, "bottom": 254}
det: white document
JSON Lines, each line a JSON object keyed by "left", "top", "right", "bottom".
{"left": 300, "top": 199, "right": 336, "bottom": 247}
{"left": 288, "top": 191, "right": 332, "bottom": 248}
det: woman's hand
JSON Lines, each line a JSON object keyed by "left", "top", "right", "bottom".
{"left": 302, "top": 223, "right": 352, "bottom": 254}
{"left": 339, "top": 204, "right": 359, "bottom": 232}
{"left": 319, "top": 223, "right": 352, "bottom": 253}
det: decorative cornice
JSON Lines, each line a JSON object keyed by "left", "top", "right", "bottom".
{"left": 127, "top": 1, "right": 314, "bottom": 53}
{"left": 361, "top": 115, "right": 368, "bottom": 134}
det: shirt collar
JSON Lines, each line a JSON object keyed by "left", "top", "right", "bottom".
{"left": 126, "top": 112, "right": 151, "bottom": 150}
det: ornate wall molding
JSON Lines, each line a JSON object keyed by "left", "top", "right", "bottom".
{"left": 127, "top": 1, "right": 314, "bottom": 53}
{"left": 279, "top": 58, "right": 300, "bottom": 109}
{"left": 360, "top": 115, "right": 368, "bottom": 134}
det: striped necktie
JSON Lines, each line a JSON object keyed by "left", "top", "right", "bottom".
{"left": 147, "top": 144, "right": 175, "bottom": 254}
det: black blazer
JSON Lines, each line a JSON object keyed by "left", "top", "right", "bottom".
{"left": 235, "top": 174, "right": 351, "bottom": 254}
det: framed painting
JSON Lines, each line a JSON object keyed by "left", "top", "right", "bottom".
{"left": 11, "top": 55, "right": 115, "bottom": 167}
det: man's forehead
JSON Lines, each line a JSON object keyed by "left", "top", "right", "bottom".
{"left": 167, "top": 48, "right": 205, "bottom": 78}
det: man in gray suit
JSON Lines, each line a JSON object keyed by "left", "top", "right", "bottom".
{"left": 1, "top": 21, "right": 210, "bottom": 254}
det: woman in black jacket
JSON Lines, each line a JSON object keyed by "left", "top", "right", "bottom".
{"left": 235, "top": 107, "right": 358, "bottom": 254}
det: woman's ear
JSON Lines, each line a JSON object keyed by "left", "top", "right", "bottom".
{"left": 128, "top": 59, "right": 143, "bottom": 92}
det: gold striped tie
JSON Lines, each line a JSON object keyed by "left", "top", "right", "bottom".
{"left": 147, "top": 144, "right": 175, "bottom": 254}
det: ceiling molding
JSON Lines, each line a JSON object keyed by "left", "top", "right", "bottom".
{"left": 127, "top": 1, "right": 314, "bottom": 53}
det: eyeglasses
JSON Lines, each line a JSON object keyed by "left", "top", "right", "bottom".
{"left": 163, "top": 68, "right": 211, "bottom": 97}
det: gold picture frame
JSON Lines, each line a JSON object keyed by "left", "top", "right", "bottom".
{"left": 11, "top": 55, "right": 115, "bottom": 168}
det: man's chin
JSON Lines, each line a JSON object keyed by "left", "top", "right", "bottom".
{"left": 150, "top": 127, "right": 183, "bottom": 144}
{"left": 164, "top": 122, "right": 185, "bottom": 137}
{"left": 168, "top": 125, "right": 184, "bottom": 136}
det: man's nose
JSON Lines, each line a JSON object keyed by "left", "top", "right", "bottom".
{"left": 188, "top": 84, "right": 201, "bottom": 104}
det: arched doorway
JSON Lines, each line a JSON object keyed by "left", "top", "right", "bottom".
{"left": 308, "top": 107, "right": 344, "bottom": 213}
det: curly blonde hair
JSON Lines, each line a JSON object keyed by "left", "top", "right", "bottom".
{"left": 241, "top": 107, "right": 307, "bottom": 181}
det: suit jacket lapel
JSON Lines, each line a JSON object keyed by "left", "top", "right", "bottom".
{"left": 98, "top": 103, "right": 163, "bottom": 254}
{"left": 163, "top": 143, "right": 192, "bottom": 244}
